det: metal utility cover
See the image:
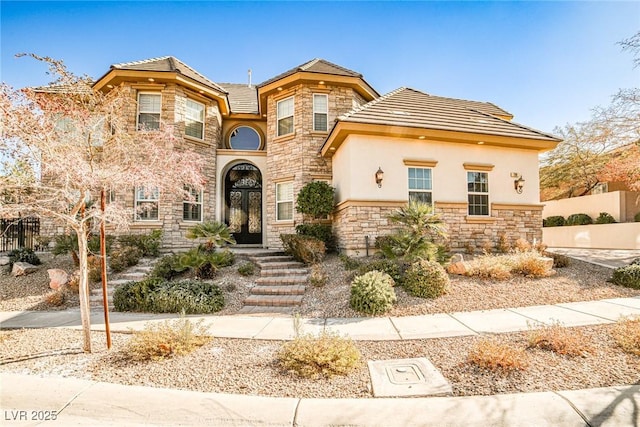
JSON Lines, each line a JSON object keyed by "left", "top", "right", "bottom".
{"left": 368, "top": 357, "right": 452, "bottom": 397}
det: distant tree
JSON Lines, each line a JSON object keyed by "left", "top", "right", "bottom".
{"left": 540, "top": 31, "right": 640, "bottom": 200}
{"left": 0, "top": 54, "right": 205, "bottom": 352}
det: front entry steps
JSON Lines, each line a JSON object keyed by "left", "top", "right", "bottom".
{"left": 239, "top": 252, "right": 309, "bottom": 314}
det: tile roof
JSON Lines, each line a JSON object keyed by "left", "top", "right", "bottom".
{"left": 338, "top": 87, "right": 560, "bottom": 141}
{"left": 218, "top": 83, "right": 259, "bottom": 114}
{"left": 111, "top": 56, "right": 227, "bottom": 94}
{"left": 258, "top": 58, "right": 362, "bottom": 87}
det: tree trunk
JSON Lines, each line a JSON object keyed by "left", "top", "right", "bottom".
{"left": 76, "top": 222, "right": 92, "bottom": 353}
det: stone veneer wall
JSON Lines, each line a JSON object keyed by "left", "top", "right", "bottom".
{"left": 265, "top": 84, "right": 364, "bottom": 249}
{"left": 41, "top": 82, "right": 222, "bottom": 252}
{"left": 333, "top": 201, "right": 543, "bottom": 256}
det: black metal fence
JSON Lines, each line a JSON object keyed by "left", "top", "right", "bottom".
{"left": 0, "top": 218, "right": 41, "bottom": 252}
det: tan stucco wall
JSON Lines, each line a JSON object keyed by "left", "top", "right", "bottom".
{"left": 543, "top": 222, "right": 640, "bottom": 249}
{"left": 542, "top": 191, "right": 640, "bottom": 223}
{"left": 332, "top": 135, "right": 541, "bottom": 206}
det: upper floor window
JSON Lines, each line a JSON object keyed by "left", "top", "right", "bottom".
{"left": 229, "top": 126, "right": 261, "bottom": 150}
{"left": 183, "top": 186, "right": 203, "bottom": 222}
{"left": 408, "top": 167, "right": 432, "bottom": 205}
{"left": 313, "top": 94, "right": 328, "bottom": 132}
{"left": 277, "top": 96, "right": 294, "bottom": 137}
{"left": 137, "top": 93, "right": 161, "bottom": 131}
{"left": 276, "top": 181, "right": 293, "bottom": 221}
{"left": 185, "top": 99, "right": 205, "bottom": 139}
{"left": 467, "top": 171, "right": 489, "bottom": 216}
{"left": 135, "top": 186, "right": 159, "bottom": 221}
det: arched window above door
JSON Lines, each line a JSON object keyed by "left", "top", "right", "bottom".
{"left": 228, "top": 126, "right": 262, "bottom": 150}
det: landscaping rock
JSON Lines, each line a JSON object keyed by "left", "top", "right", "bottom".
{"left": 12, "top": 262, "right": 39, "bottom": 277}
{"left": 0, "top": 256, "right": 10, "bottom": 266}
{"left": 447, "top": 261, "right": 472, "bottom": 275}
{"left": 540, "top": 257, "right": 554, "bottom": 271}
{"left": 47, "top": 269, "right": 69, "bottom": 290}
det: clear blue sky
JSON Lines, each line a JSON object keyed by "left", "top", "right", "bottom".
{"left": 1, "top": 1, "right": 638, "bottom": 134}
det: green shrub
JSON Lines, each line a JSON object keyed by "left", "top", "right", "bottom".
{"left": 150, "top": 254, "right": 187, "bottom": 280}
{"left": 118, "top": 230, "right": 163, "bottom": 257}
{"left": 609, "top": 262, "right": 640, "bottom": 289}
{"left": 357, "top": 258, "right": 404, "bottom": 284}
{"left": 51, "top": 234, "right": 115, "bottom": 266}
{"left": 8, "top": 248, "right": 41, "bottom": 269}
{"left": 296, "top": 223, "right": 335, "bottom": 251}
{"left": 278, "top": 332, "right": 361, "bottom": 379}
{"left": 113, "top": 278, "right": 225, "bottom": 314}
{"left": 237, "top": 262, "right": 255, "bottom": 276}
{"left": 543, "top": 216, "right": 565, "bottom": 227}
{"left": 280, "top": 234, "right": 325, "bottom": 264}
{"left": 109, "top": 246, "right": 143, "bottom": 273}
{"left": 595, "top": 212, "right": 616, "bottom": 224}
{"left": 350, "top": 270, "right": 396, "bottom": 315}
{"left": 339, "top": 254, "right": 363, "bottom": 271}
{"left": 403, "top": 259, "right": 449, "bottom": 298}
{"left": 377, "top": 231, "right": 439, "bottom": 262}
{"left": 124, "top": 317, "right": 211, "bottom": 361}
{"left": 635, "top": 212, "right": 640, "bottom": 222}
{"left": 566, "top": 213, "right": 593, "bottom": 226}
{"left": 186, "top": 221, "right": 236, "bottom": 250}
{"left": 295, "top": 181, "right": 335, "bottom": 219}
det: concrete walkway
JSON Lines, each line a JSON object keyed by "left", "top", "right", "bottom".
{"left": 547, "top": 247, "right": 640, "bottom": 269}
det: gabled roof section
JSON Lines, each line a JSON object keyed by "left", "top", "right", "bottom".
{"left": 322, "top": 87, "right": 561, "bottom": 156}
{"left": 111, "top": 56, "right": 227, "bottom": 93}
{"left": 258, "top": 58, "right": 362, "bottom": 88}
{"left": 218, "top": 83, "right": 259, "bottom": 115}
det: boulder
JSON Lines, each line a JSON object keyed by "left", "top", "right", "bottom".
{"left": 447, "top": 261, "right": 472, "bottom": 275}
{"left": 48, "top": 269, "right": 69, "bottom": 290}
{"left": 12, "top": 262, "right": 38, "bottom": 277}
{"left": 0, "top": 256, "right": 10, "bottom": 266}
{"left": 540, "top": 257, "right": 554, "bottom": 271}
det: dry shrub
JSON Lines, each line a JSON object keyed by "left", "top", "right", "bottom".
{"left": 309, "top": 264, "right": 327, "bottom": 287}
{"left": 528, "top": 322, "right": 592, "bottom": 357}
{"left": 123, "top": 318, "right": 211, "bottom": 361}
{"left": 612, "top": 317, "right": 640, "bottom": 356}
{"left": 278, "top": 332, "right": 361, "bottom": 379}
{"left": 44, "top": 290, "right": 66, "bottom": 307}
{"left": 67, "top": 271, "right": 80, "bottom": 293}
{"left": 511, "top": 251, "right": 554, "bottom": 278}
{"left": 466, "top": 255, "right": 512, "bottom": 280}
{"left": 514, "top": 238, "right": 532, "bottom": 252}
{"left": 467, "top": 338, "right": 529, "bottom": 372}
{"left": 497, "top": 234, "right": 511, "bottom": 253}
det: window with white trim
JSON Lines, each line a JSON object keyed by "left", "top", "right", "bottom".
{"left": 185, "top": 99, "right": 205, "bottom": 139}
{"left": 467, "top": 171, "right": 489, "bottom": 216}
{"left": 277, "top": 96, "right": 294, "bottom": 137}
{"left": 137, "top": 93, "right": 161, "bottom": 131}
{"left": 135, "top": 186, "right": 159, "bottom": 221}
{"left": 276, "top": 181, "right": 293, "bottom": 221}
{"left": 183, "top": 186, "right": 203, "bottom": 222}
{"left": 408, "top": 167, "right": 432, "bottom": 205}
{"left": 313, "top": 94, "right": 328, "bottom": 132}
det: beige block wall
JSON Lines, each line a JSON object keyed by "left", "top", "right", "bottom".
{"left": 542, "top": 222, "right": 640, "bottom": 249}
{"left": 542, "top": 191, "right": 640, "bottom": 223}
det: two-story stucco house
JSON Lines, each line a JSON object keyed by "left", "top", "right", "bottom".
{"left": 91, "top": 56, "right": 560, "bottom": 255}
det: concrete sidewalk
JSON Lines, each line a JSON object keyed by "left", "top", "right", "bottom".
{"left": 2, "top": 296, "right": 639, "bottom": 340}
{"left": 1, "top": 373, "right": 638, "bottom": 426}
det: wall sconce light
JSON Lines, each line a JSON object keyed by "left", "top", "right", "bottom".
{"left": 514, "top": 175, "right": 525, "bottom": 194}
{"left": 375, "top": 167, "right": 384, "bottom": 188}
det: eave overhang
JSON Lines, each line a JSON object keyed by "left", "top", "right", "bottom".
{"left": 320, "top": 121, "right": 561, "bottom": 158}
{"left": 93, "top": 69, "right": 231, "bottom": 115}
{"left": 257, "top": 72, "right": 378, "bottom": 116}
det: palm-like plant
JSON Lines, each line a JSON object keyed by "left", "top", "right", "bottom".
{"left": 388, "top": 200, "right": 448, "bottom": 240}
{"left": 186, "top": 221, "right": 236, "bottom": 251}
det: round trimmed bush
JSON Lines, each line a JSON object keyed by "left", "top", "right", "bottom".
{"left": 403, "top": 259, "right": 450, "bottom": 298}
{"left": 595, "top": 212, "right": 616, "bottom": 224}
{"left": 350, "top": 270, "right": 396, "bottom": 315}
{"left": 634, "top": 212, "right": 640, "bottom": 222}
{"left": 610, "top": 262, "right": 640, "bottom": 289}
{"left": 566, "top": 213, "right": 593, "bottom": 226}
{"left": 543, "top": 216, "right": 565, "bottom": 227}
{"left": 357, "top": 258, "right": 404, "bottom": 284}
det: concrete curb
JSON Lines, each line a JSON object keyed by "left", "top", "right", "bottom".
{"left": 1, "top": 374, "right": 638, "bottom": 426}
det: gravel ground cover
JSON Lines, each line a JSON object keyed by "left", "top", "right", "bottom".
{"left": 1, "top": 325, "right": 638, "bottom": 398}
{"left": 1, "top": 251, "right": 639, "bottom": 399}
